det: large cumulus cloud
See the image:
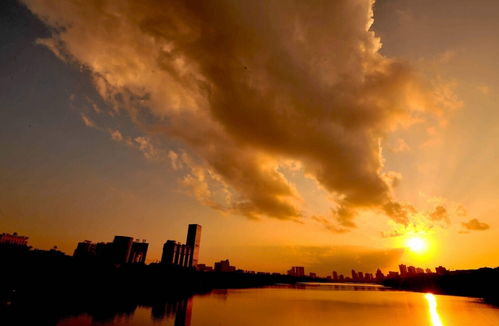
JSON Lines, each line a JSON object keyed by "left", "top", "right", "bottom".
{"left": 22, "top": 0, "right": 448, "bottom": 227}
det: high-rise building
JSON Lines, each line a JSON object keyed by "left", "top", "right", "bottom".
{"left": 399, "top": 264, "right": 407, "bottom": 276}
{"left": 161, "top": 240, "right": 179, "bottom": 265}
{"left": 186, "top": 224, "right": 202, "bottom": 268}
{"left": 358, "top": 272, "right": 364, "bottom": 281}
{"left": 425, "top": 268, "right": 433, "bottom": 274}
{"left": 332, "top": 271, "right": 338, "bottom": 281}
{"left": 112, "top": 236, "right": 133, "bottom": 265}
{"left": 415, "top": 267, "right": 425, "bottom": 274}
{"left": 160, "top": 224, "right": 202, "bottom": 268}
{"left": 129, "top": 240, "right": 149, "bottom": 263}
{"left": 351, "top": 270, "right": 358, "bottom": 281}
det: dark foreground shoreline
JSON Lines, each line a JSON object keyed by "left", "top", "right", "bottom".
{"left": 0, "top": 247, "right": 306, "bottom": 325}
{"left": 1, "top": 247, "right": 498, "bottom": 325}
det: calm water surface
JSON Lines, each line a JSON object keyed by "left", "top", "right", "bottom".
{"left": 58, "top": 283, "right": 499, "bottom": 326}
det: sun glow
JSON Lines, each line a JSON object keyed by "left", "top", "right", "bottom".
{"left": 406, "top": 236, "right": 428, "bottom": 254}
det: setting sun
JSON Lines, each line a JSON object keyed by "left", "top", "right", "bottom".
{"left": 406, "top": 237, "right": 428, "bottom": 254}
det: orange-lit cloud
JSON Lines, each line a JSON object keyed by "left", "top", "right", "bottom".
{"left": 461, "top": 218, "right": 490, "bottom": 232}
{"left": 23, "top": 0, "right": 452, "bottom": 227}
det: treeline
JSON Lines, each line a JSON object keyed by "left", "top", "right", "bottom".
{"left": 382, "top": 267, "right": 499, "bottom": 305}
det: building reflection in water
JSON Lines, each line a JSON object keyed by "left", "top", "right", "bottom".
{"left": 425, "top": 293, "right": 443, "bottom": 326}
{"left": 151, "top": 297, "right": 192, "bottom": 326}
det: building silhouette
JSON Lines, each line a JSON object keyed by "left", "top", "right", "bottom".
{"left": 129, "top": 240, "right": 149, "bottom": 264}
{"left": 0, "top": 232, "right": 28, "bottom": 246}
{"left": 332, "top": 271, "right": 338, "bottom": 281}
{"left": 162, "top": 240, "right": 179, "bottom": 265}
{"left": 375, "top": 268, "right": 385, "bottom": 282}
{"left": 388, "top": 271, "right": 399, "bottom": 278}
{"left": 161, "top": 224, "right": 201, "bottom": 268}
{"left": 112, "top": 236, "right": 133, "bottom": 265}
{"left": 407, "top": 266, "right": 416, "bottom": 275}
{"left": 399, "top": 264, "right": 407, "bottom": 276}
{"left": 73, "top": 240, "right": 97, "bottom": 258}
{"left": 214, "top": 259, "right": 236, "bottom": 272}
{"left": 287, "top": 266, "right": 305, "bottom": 277}
{"left": 186, "top": 224, "right": 202, "bottom": 268}
{"left": 73, "top": 236, "right": 148, "bottom": 264}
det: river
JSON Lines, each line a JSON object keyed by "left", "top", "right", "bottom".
{"left": 57, "top": 283, "right": 499, "bottom": 326}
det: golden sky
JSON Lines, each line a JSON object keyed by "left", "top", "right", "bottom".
{"left": 1, "top": 0, "right": 498, "bottom": 276}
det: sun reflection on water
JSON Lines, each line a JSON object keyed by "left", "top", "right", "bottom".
{"left": 425, "top": 293, "right": 444, "bottom": 326}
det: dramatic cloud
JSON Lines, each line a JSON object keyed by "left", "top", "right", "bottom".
{"left": 462, "top": 218, "right": 490, "bottom": 231}
{"left": 23, "top": 0, "right": 450, "bottom": 226}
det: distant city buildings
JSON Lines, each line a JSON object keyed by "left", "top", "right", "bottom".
{"left": 73, "top": 236, "right": 149, "bottom": 265}
{"left": 12, "top": 225, "right": 452, "bottom": 281}
{"left": 161, "top": 224, "right": 202, "bottom": 268}
{"left": 196, "top": 264, "right": 213, "bottom": 272}
{"left": 214, "top": 259, "right": 236, "bottom": 272}
{"left": 399, "top": 264, "right": 407, "bottom": 276}
{"left": 388, "top": 271, "right": 399, "bottom": 278}
{"left": 287, "top": 266, "right": 305, "bottom": 277}
{"left": 0, "top": 232, "right": 28, "bottom": 247}
{"left": 407, "top": 266, "right": 417, "bottom": 275}
{"left": 376, "top": 269, "right": 385, "bottom": 282}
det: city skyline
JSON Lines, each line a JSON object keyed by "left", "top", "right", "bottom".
{"left": 1, "top": 0, "right": 499, "bottom": 277}
{"left": 1, "top": 230, "right": 454, "bottom": 279}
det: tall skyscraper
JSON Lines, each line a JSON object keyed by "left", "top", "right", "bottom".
{"left": 186, "top": 224, "right": 202, "bottom": 268}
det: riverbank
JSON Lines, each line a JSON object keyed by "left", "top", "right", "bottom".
{"left": 382, "top": 267, "right": 499, "bottom": 305}
{"left": 0, "top": 247, "right": 309, "bottom": 325}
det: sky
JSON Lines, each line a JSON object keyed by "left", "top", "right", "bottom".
{"left": 1, "top": 0, "right": 498, "bottom": 276}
